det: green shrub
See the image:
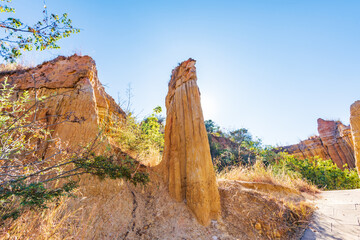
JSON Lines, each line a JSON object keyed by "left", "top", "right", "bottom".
{"left": 274, "top": 154, "right": 360, "bottom": 190}
{"left": 110, "top": 106, "right": 164, "bottom": 161}
{"left": 206, "top": 125, "right": 278, "bottom": 172}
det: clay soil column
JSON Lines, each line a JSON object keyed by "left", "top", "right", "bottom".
{"left": 161, "top": 59, "right": 221, "bottom": 226}
{"left": 350, "top": 101, "right": 360, "bottom": 174}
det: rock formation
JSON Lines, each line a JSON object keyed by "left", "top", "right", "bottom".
{"left": 317, "top": 119, "right": 355, "bottom": 168}
{"left": 0, "top": 55, "right": 125, "bottom": 154}
{"left": 350, "top": 101, "right": 360, "bottom": 173}
{"left": 280, "top": 135, "right": 330, "bottom": 161}
{"left": 281, "top": 118, "right": 355, "bottom": 169}
{"left": 0, "top": 55, "right": 313, "bottom": 239}
{"left": 161, "top": 59, "right": 221, "bottom": 226}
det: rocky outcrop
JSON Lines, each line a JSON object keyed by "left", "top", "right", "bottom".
{"left": 281, "top": 118, "right": 355, "bottom": 169}
{"left": 0, "top": 55, "right": 125, "bottom": 154}
{"left": 350, "top": 101, "right": 360, "bottom": 173}
{"left": 161, "top": 59, "right": 221, "bottom": 226}
{"left": 317, "top": 119, "right": 355, "bottom": 168}
{"left": 281, "top": 136, "right": 330, "bottom": 161}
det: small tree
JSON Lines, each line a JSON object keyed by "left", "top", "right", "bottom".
{"left": 0, "top": 0, "right": 79, "bottom": 62}
{"left": 205, "top": 119, "right": 220, "bottom": 134}
{"left": 229, "top": 128, "right": 252, "bottom": 145}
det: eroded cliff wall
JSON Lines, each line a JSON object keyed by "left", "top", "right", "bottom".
{"left": 0, "top": 54, "right": 125, "bottom": 154}
{"left": 281, "top": 118, "right": 355, "bottom": 169}
{"left": 161, "top": 59, "right": 221, "bottom": 226}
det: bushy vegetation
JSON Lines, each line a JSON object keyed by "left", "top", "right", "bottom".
{"left": 205, "top": 120, "right": 277, "bottom": 172}
{"left": 206, "top": 119, "right": 360, "bottom": 191}
{"left": 110, "top": 106, "right": 164, "bottom": 163}
{"left": 274, "top": 155, "right": 360, "bottom": 190}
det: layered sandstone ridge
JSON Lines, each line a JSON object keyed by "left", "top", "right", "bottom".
{"left": 161, "top": 59, "right": 221, "bottom": 226}
{"left": 0, "top": 54, "right": 125, "bottom": 153}
{"left": 281, "top": 118, "right": 355, "bottom": 169}
{"left": 350, "top": 101, "right": 360, "bottom": 173}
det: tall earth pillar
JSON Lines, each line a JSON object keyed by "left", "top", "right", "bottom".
{"left": 350, "top": 101, "right": 360, "bottom": 174}
{"left": 162, "top": 59, "right": 221, "bottom": 226}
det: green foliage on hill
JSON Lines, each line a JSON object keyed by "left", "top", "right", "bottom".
{"left": 274, "top": 155, "right": 360, "bottom": 190}
{"left": 205, "top": 120, "right": 277, "bottom": 171}
{"left": 110, "top": 106, "right": 164, "bottom": 161}
{"left": 205, "top": 119, "right": 360, "bottom": 190}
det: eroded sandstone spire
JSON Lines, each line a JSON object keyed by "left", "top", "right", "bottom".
{"left": 350, "top": 101, "right": 360, "bottom": 173}
{"left": 161, "top": 59, "right": 221, "bottom": 226}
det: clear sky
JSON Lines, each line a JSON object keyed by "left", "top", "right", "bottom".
{"left": 8, "top": 0, "right": 360, "bottom": 146}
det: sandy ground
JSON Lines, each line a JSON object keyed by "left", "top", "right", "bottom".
{"left": 301, "top": 189, "right": 360, "bottom": 240}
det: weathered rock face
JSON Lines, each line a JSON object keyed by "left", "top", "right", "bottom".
{"left": 281, "top": 136, "right": 330, "bottom": 161}
{"left": 161, "top": 59, "right": 221, "bottom": 226}
{"left": 281, "top": 118, "right": 355, "bottom": 169}
{"left": 0, "top": 55, "right": 125, "bottom": 154}
{"left": 317, "top": 119, "right": 355, "bottom": 168}
{"left": 350, "top": 101, "right": 360, "bottom": 173}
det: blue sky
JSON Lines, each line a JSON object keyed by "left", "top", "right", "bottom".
{"left": 8, "top": 0, "right": 360, "bottom": 146}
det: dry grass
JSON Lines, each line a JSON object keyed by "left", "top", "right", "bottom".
{"left": 218, "top": 180, "right": 316, "bottom": 240}
{"left": 217, "top": 160, "right": 320, "bottom": 195}
{"left": 217, "top": 161, "right": 318, "bottom": 238}
{"left": 1, "top": 167, "right": 317, "bottom": 240}
{"left": 0, "top": 176, "right": 132, "bottom": 240}
{"left": 0, "top": 194, "right": 91, "bottom": 240}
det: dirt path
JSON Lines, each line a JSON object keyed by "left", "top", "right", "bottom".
{"left": 301, "top": 189, "right": 360, "bottom": 240}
